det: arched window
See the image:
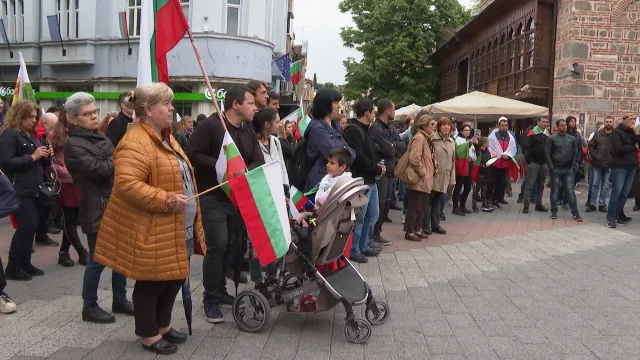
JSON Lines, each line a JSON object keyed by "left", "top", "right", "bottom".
{"left": 500, "top": 34, "right": 507, "bottom": 76}
{"left": 508, "top": 29, "right": 515, "bottom": 74}
{"left": 526, "top": 17, "right": 535, "bottom": 68}
{"left": 517, "top": 23, "right": 525, "bottom": 71}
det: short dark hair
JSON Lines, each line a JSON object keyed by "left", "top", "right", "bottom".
{"left": 354, "top": 98, "right": 374, "bottom": 118}
{"left": 246, "top": 80, "right": 267, "bottom": 96}
{"left": 604, "top": 115, "right": 614, "bottom": 121}
{"left": 566, "top": 116, "right": 577, "bottom": 123}
{"left": 377, "top": 99, "right": 394, "bottom": 115}
{"left": 329, "top": 148, "right": 353, "bottom": 168}
{"left": 196, "top": 114, "right": 207, "bottom": 122}
{"left": 556, "top": 119, "right": 566, "bottom": 126}
{"left": 252, "top": 108, "right": 278, "bottom": 134}
{"left": 311, "top": 88, "right": 342, "bottom": 119}
{"left": 118, "top": 91, "right": 132, "bottom": 104}
{"left": 537, "top": 116, "right": 548, "bottom": 123}
{"left": 267, "top": 91, "right": 280, "bottom": 103}
{"left": 478, "top": 137, "right": 489, "bottom": 147}
{"left": 224, "top": 86, "right": 251, "bottom": 111}
{"left": 46, "top": 106, "right": 60, "bottom": 113}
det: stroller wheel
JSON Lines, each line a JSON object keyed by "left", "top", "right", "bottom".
{"left": 232, "top": 290, "right": 271, "bottom": 333}
{"left": 344, "top": 318, "right": 371, "bottom": 344}
{"left": 365, "top": 301, "right": 390, "bottom": 325}
{"left": 283, "top": 273, "right": 306, "bottom": 291}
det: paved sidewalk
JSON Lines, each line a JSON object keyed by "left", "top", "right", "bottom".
{"left": 2, "top": 183, "right": 640, "bottom": 359}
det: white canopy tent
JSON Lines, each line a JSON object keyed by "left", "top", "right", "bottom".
{"left": 394, "top": 103, "right": 423, "bottom": 117}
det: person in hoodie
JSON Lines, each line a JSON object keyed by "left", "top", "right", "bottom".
{"left": 605, "top": 114, "right": 640, "bottom": 228}
{"left": 520, "top": 116, "right": 550, "bottom": 214}
{"left": 587, "top": 115, "right": 614, "bottom": 213}
{"left": 304, "top": 88, "right": 354, "bottom": 193}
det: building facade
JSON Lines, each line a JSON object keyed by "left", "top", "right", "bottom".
{"left": 0, "top": 0, "right": 294, "bottom": 116}
{"left": 432, "top": 0, "right": 640, "bottom": 135}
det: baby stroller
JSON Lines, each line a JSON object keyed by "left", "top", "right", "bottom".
{"left": 231, "top": 177, "right": 390, "bottom": 344}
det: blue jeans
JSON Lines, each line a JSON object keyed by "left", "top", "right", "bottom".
{"left": 518, "top": 174, "right": 538, "bottom": 202}
{"left": 82, "top": 233, "right": 127, "bottom": 307}
{"left": 249, "top": 259, "right": 277, "bottom": 282}
{"left": 351, "top": 184, "right": 379, "bottom": 256}
{"left": 590, "top": 167, "right": 611, "bottom": 207}
{"left": 398, "top": 180, "right": 407, "bottom": 200}
{"left": 607, "top": 167, "right": 636, "bottom": 222}
{"left": 440, "top": 193, "right": 446, "bottom": 212}
{"left": 551, "top": 168, "right": 578, "bottom": 216}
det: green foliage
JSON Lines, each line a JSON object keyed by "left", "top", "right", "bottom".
{"left": 339, "top": 0, "right": 472, "bottom": 107}
{"left": 315, "top": 82, "right": 339, "bottom": 90}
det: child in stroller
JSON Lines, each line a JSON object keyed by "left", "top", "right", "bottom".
{"left": 231, "top": 177, "right": 390, "bottom": 344}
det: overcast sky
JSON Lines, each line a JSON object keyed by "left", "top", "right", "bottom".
{"left": 293, "top": 0, "right": 475, "bottom": 85}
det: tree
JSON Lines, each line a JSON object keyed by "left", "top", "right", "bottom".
{"left": 316, "top": 82, "right": 339, "bottom": 90}
{"left": 339, "top": 0, "right": 471, "bottom": 106}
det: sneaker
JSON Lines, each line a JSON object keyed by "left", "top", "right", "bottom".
{"left": 522, "top": 205, "right": 529, "bottom": 214}
{"left": 492, "top": 202, "right": 502, "bottom": 209}
{"left": 58, "top": 252, "right": 75, "bottom": 267}
{"left": 204, "top": 303, "right": 224, "bottom": 323}
{"left": 573, "top": 215, "right": 583, "bottom": 222}
{"left": 481, "top": 207, "right": 494, "bottom": 213}
{"left": 606, "top": 220, "right": 617, "bottom": 228}
{"left": 82, "top": 305, "right": 116, "bottom": 324}
{"left": 452, "top": 208, "right": 466, "bottom": 216}
{"left": 551, "top": 213, "right": 558, "bottom": 219}
{"left": 374, "top": 237, "right": 392, "bottom": 246}
{"left": 616, "top": 218, "right": 628, "bottom": 226}
{"left": 472, "top": 206, "right": 479, "bottom": 213}
{"left": 598, "top": 205, "right": 607, "bottom": 213}
{"left": 619, "top": 213, "right": 632, "bottom": 222}
{"left": 220, "top": 293, "right": 235, "bottom": 308}
{"left": 498, "top": 199, "right": 508, "bottom": 205}
{"left": 35, "top": 236, "right": 59, "bottom": 247}
{"left": 363, "top": 249, "right": 380, "bottom": 257}
{"left": 535, "top": 205, "right": 549, "bottom": 212}
{"left": 349, "top": 254, "right": 368, "bottom": 263}
{"left": 585, "top": 206, "right": 594, "bottom": 213}
{"left": 0, "top": 294, "right": 17, "bottom": 314}
{"left": 22, "top": 264, "right": 44, "bottom": 276}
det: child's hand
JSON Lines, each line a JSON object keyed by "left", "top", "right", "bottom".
{"left": 492, "top": 152, "right": 498, "bottom": 158}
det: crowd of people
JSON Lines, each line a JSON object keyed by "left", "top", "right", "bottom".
{"left": 0, "top": 80, "right": 639, "bottom": 355}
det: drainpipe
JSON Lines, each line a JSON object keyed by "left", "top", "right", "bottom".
{"left": 547, "top": 0, "right": 558, "bottom": 121}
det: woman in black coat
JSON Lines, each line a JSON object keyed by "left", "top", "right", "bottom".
{"left": 0, "top": 100, "right": 53, "bottom": 281}
{"left": 279, "top": 119, "right": 297, "bottom": 176}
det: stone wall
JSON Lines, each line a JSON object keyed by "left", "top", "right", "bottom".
{"left": 553, "top": 0, "right": 640, "bottom": 131}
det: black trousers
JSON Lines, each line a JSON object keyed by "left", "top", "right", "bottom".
{"left": 422, "top": 191, "right": 443, "bottom": 232}
{"left": 404, "top": 190, "right": 430, "bottom": 234}
{"left": 7, "top": 196, "right": 46, "bottom": 273}
{"left": 0, "top": 257, "right": 6, "bottom": 296}
{"left": 200, "top": 196, "right": 243, "bottom": 305}
{"left": 490, "top": 167, "right": 509, "bottom": 202}
{"left": 133, "top": 279, "right": 185, "bottom": 337}
{"left": 374, "top": 175, "right": 394, "bottom": 238}
{"left": 452, "top": 175, "right": 472, "bottom": 209}
{"left": 60, "top": 206, "right": 85, "bottom": 255}
{"left": 473, "top": 175, "right": 493, "bottom": 209}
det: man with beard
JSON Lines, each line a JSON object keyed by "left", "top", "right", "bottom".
{"left": 247, "top": 80, "right": 268, "bottom": 110}
{"left": 587, "top": 116, "right": 614, "bottom": 213}
{"left": 520, "top": 116, "right": 550, "bottom": 214}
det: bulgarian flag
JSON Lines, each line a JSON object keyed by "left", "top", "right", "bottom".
{"left": 471, "top": 154, "right": 482, "bottom": 183}
{"left": 291, "top": 60, "right": 302, "bottom": 86}
{"left": 293, "top": 98, "right": 310, "bottom": 140}
{"left": 230, "top": 161, "right": 292, "bottom": 266}
{"left": 290, "top": 185, "right": 310, "bottom": 211}
{"left": 13, "top": 52, "right": 36, "bottom": 104}
{"left": 137, "top": 0, "right": 189, "bottom": 85}
{"left": 118, "top": 12, "right": 129, "bottom": 38}
{"left": 454, "top": 141, "right": 472, "bottom": 177}
{"left": 216, "top": 131, "right": 247, "bottom": 202}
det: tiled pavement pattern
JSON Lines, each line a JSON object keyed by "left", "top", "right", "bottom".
{"left": 2, "top": 183, "right": 640, "bottom": 359}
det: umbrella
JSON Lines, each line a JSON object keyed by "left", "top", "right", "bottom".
{"left": 181, "top": 260, "right": 193, "bottom": 335}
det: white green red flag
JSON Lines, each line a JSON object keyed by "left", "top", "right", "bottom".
{"left": 230, "top": 161, "right": 292, "bottom": 266}
{"left": 137, "top": 0, "right": 189, "bottom": 85}
{"left": 118, "top": 12, "right": 129, "bottom": 38}
{"left": 13, "top": 52, "right": 36, "bottom": 104}
{"left": 290, "top": 185, "right": 309, "bottom": 211}
{"left": 293, "top": 98, "right": 310, "bottom": 140}
{"left": 454, "top": 141, "right": 472, "bottom": 177}
{"left": 215, "top": 131, "right": 246, "bottom": 202}
{"left": 291, "top": 61, "right": 302, "bottom": 85}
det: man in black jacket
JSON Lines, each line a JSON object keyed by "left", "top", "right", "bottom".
{"left": 186, "top": 86, "right": 263, "bottom": 324}
{"left": 371, "top": 99, "right": 406, "bottom": 245}
{"left": 342, "top": 99, "right": 385, "bottom": 263}
{"left": 105, "top": 92, "right": 134, "bottom": 147}
{"left": 587, "top": 116, "right": 614, "bottom": 213}
{"left": 605, "top": 114, "right": 640, "bottom": 228}
{"left": 521, "top": 117, "right": 549, "bottom": 213}
{"left": 545, "top": 119, "right": 582, "bottom": 222}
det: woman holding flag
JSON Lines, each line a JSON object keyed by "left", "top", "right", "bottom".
{"left": 95, "top": 83, "right": 205, "bottom": 355}
{"left": 452, "top": 124, "right": 477, "bottom": 216}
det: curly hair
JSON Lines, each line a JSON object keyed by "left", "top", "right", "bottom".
{"left": 0, "top": 100, "right": 41, "bottom": 135}
{"left": 99, "top": 113, "right": 116, "bottom": 134}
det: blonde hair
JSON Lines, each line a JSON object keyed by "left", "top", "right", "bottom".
{"left": 417, "top": 114, "right": 434, "bottom": 130}
{"left": 127, "top": 83, "right": 174, "bottom": 120}
{"left": 279, "top": 119, "right": 295, "bottom": 138}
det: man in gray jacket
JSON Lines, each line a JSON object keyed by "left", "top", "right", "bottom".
{"left": 545, "top": 119, "right": 583, "bottom": 222}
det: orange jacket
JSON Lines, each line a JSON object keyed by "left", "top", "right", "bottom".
{"left": 95, "top": 122, "right": 205, "bottom": 281}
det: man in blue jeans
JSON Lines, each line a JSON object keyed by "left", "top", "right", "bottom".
{"left": 342, "top": 99, "right": 386, "bottom": 263}
{"left": 586, "top": 116, "right": 614, "bottom": 213}
{"left": 606, "top": 114, "right": 640, "bottom": 228}
{"left": 546, "top": 119, "right": 583, "bottom": 222}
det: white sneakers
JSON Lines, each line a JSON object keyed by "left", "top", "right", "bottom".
{"left": 0, "top": 294, "right": 17, "bottom": 314}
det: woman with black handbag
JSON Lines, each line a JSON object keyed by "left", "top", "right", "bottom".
{"left": 0, "top": 100, "right": 53, "bottom": 281}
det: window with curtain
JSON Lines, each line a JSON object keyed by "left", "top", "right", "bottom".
{"left": 517, "top": 24, "right": 525, "bottom": 71}
{"left": 226, "top": 0, "right": 241, "bottom": 36}
{"left": 55, "top": 0, "right": 79, "bottom": 39}
{"left": 128, "top": 0, "right": 142, "bottom": 37}
{"left": 508, "top": 29, "right": 515, "bottom": 74}
{"left": 527, "top": 18, "right": 535, "bottom": 68}
{"left": 1, "top": 0, "right": 24, "bottom": 42}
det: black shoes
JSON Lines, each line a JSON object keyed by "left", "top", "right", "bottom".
{"left": 22, "top": 264, "right": 44, "bottom": 276}
{"left": 6, "top": 268, "right": 32, "bottom": 281}
{"left": 452, "top": 208, "right": 466, "bottom": 216}
{"left": 374, "top": 236, "right": 392, "bottom": 246}
{"left": 598, "top": 205, "right": 607, "bottom": 213}
{"left": 606, "top": 220, "right": 616, "bottom": 228}
{"left": 440, "top": 213, "right": 447, "bottom": 221}
{"left": 432, "top": 227, "right": 447, "bottom": 235}
{"left": 350, "top": 254, "right": 368, "bottom": 263}
{"left": 492, "top": 202, "right": 502, "bottom": 209}
{"left": 422, "top": 228, "right": 432, "bottom": 235}
{"left": 619, "top": 213, "right": 632, "bottom": 222}
{"left": 498, "top": 199, "right": 508, "bottom": 205}
{"left": 522, "top": 206, "right": 529, "bottom": 214}
{"left": 162, "top": 328, "right": 187, "bottom": 344}
{"left": 112, "top": 300, "right": 135, "bottom": 316}
{"left": 383, "top": 217, "right": 393, "bottom": 223}
{"left": 405, "top": 233, "right": 422, "bottom": 242}
{"left": 535, "top": 205, "right": 548, "bottom": 212}
{"left": 551, "top": 213, "right": 558, "bottom": 219}
{"left": 573, "top": 215, "right": 583, "bottom": 222}
{"left": 585, "top": 206, "right": 594, "bottom": 213}
{"left": 634, "top": 204, "right": 640, "bottom": 211}
{"left": 204, "top": 303, "right": 224, "bottom": 323}
{"left": 142, "top": 339, "right": 178, "bottom": 355}
{"left": 363, "top": 249, "right": 380, "bottom": 257}
{"left": 83, "top": 305, "right": 116, "bottom": 324}
{"left": 35, "top": 236, "right": 59, "bottom": 247}
{"left": 78, "top": 249, "right": 89, "bottom": 266}
{"left": 219, "top": 292, "right": 235, "bottom": 308}
{"left": 58, "top": 252, "right": 75, "bottom": 267}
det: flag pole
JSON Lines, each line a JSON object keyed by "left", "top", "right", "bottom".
{"left": 185, "top": 28, "right": 227, "bottom": 131}
{"left": 186, "top": 180, "right": 230, "bottom": 201}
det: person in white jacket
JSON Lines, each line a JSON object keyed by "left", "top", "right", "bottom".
{"left": 250, "top": 108, "right": 289, "bottom": 297}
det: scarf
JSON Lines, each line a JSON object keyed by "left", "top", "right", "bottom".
{"left": 531, "top": 125, "right": 549, "bottom": 136}
{"left": 425, "top": 131, "right": 439, "bottom": 177}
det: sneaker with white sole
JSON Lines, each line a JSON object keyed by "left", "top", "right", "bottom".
{"left": 0, "top": 294, "right": 17, "bottom": 314}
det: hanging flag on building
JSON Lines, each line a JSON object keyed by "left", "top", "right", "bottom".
{"left": 137, "top": 0, "right": 189, "bottom": 85}
{"left": 118, "top": 12, "right": 129, "bottom": 38}
{"left": 46, "top": 15, "right": 66, "bottom": 55}
{"left": 274, "top": 53, "right": 291, "bottom": 82}
{"left": 13, "top": 52, "right": 36, "bottom": 104}
{"left": 290, "top": 60, "right": 302, "bottom": 86}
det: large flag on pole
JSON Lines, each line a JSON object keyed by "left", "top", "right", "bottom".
{"left": 13, "top": 52, "right": 36, "bottom": 104}
{"left": 230, "top": 161, "right": 292, "bottom": 266}
{"left": 137, "top": 0, "right": 189, "bottom": 85}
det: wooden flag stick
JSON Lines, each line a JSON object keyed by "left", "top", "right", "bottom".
{"left": 186, "top": 180, "right": 229, "bottom": 201}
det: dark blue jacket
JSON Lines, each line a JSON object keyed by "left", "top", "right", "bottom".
{"left": 304, "top": 119, "right": 355, "bottom": 191}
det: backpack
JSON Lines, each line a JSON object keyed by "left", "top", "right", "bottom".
{"left": 289, "top": 131, "right": 310, "bottom": 190}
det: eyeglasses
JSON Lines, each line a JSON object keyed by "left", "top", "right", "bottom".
{"left": 78, "top": 109, "right": 100, "bottom": 118}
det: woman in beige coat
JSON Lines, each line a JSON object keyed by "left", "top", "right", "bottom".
{"left": 425, "top": 117, "right": 456, "bottom": 235}
{"left": 404, "top": 115, "right": 437, "bottom": 241}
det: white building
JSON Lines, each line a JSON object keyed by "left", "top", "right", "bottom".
{"left": 0, "top": 0, "right": 294, "bottom": 116}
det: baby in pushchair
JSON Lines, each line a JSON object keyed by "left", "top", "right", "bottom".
{"left": 231, "top": 177, "right": 390, "bottom": 344}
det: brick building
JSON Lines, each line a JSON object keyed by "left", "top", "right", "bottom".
{"left": 431, "top": 0, "right": 640, "bottom": 135}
